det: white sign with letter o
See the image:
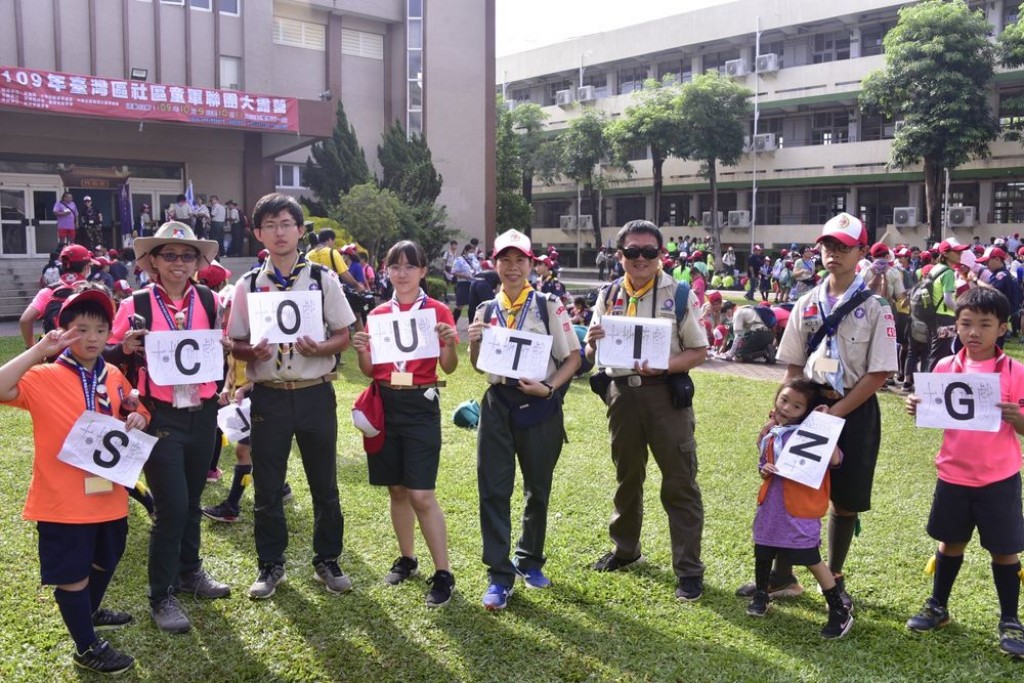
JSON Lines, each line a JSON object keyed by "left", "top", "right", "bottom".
{"left": 248, "top": 291, "right": 325, "bottom": 344}
{"left": 144, "top": 329, "right": 225, "bottom": 385}
{"left": 57, "top": 412, "right": 158, "bottom": 487}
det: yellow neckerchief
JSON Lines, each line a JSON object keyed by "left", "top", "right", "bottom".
{"left": 497, "top": 286, "right": 533, "bottom": 328}
{"left": 622, "top": 274, "right": 656, "bottom": 317}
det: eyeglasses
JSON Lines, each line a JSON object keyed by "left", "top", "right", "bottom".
{"left": 155, "top": 252, "right": 199, "bottom": 263}
{"left": 621, "top": 246, "right": 660, "bottom": 260}
{"left": 257, "top": 221, "right": 297, "bottom": 232}
{"left": 819, "top": 240, "right": 856, "bottom": 254}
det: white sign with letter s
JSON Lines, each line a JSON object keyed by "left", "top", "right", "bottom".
{"left": 476, "top": 327, "right": 552, "bottom": 381}
{"left": 248, "top": 290, "right": 325, "bottom": 344}
{"left": 914, "top": 372, "right": 1002, "bottom": 432}
{"left": 774, "top": 411, "right": 845, "bottom": 490}
{"left": 368, "top": 309, "right": 440, "bottom": 364}
{"left": 144, "top": 329, "right": 225, "bottom": 385}
{"left": 57, "top": 412, "right": 157, "bottom": 487}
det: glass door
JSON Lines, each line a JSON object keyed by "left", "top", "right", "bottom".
{"left": 0, "top": 189, "right": 29, "bottom": 255}
{"left": 32, "top": 189, "right": 59, "bottom": 256}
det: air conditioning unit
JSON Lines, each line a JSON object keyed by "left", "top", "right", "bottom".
{"left": 753, "top": 133, "right": 777, "bottom": 152}
{"left": 559, "top": 215, "right": 577, "bottom": 231}
{"left": 555, "top": 89, "right": 574, "bottom": 107}
{"left": 576, "top": 85, "right": 596, "bottom": 103}
{"left": 893, "top": 207, "right": 917, "bottom": 228}
{"left": 728, "top": 210, "right": 751, "bottom": 229}
{"left": 755, "top": 53, "right": 779, "bottom": 73}
{"left": 947, "top": 206, "right": 977, "bottom": 228}
{"left": 894, "top": 120, "right": 907, "bottom": 133}
{"left": 579, "top": 214, "right": 594, "bottom": 230}
{"left": 702, "top": 211, "right": 724, "bottom": 228}
{"left": 724, "top": 59, "right": 747, "bottom": 77}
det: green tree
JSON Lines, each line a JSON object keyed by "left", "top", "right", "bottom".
{"left": 377, "top": 121, "right": 443, "bottom": 206}
{"left": 860, "top": 0, "right": 998, "bottom": 240}
{"left": 557, "top": 110, "right": 611, "bottom": 246}
{"left": 607, "top": 77, "right": 686, "bottom": 227}
{"left": 999, "top": 4, "right": 1024, "bottom": 145}
{"left": 509, "top": 102, "right": 551, "bottom": 205}
{"left": 496, "top": 99, "right": 533, "bottom": 234}
{"left": 330, "top": 182, "right": 402, "bottom": 259}
{"left": 397, "top": 202, "right": 458, "bottom": 266}
{"left": 675, "top": 72, "right": 751, "bottom": 264}
{"left": 304, "top": 102, "right": 372, "bottom": 215}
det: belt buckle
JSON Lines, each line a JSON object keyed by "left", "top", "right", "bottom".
{"left": 627, "top": 375, "right": 642, "bottom": 388}
{"left": 282, "top": 380, "right": 298, "bottom": 390}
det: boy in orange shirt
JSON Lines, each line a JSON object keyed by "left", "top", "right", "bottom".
{"left": 905, "top": 287, "right": 1024, "bottom": 658}
{"left": 0, "top": 288, "right": 150, "bottom": 675}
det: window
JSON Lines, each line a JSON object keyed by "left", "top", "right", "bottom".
{"left": 752, "top": 116, "right": 784, "bottom": 146}
{"left": 812, "top": 30, "right": 850, "bottom": 63}
{"left": 407, "top": 0, "right": 424, "bottom": 136}
{"left": 219, "top": 56, "right": 241, "bottom": 90}
{"left": 811, "top": 110, "right": 850, "bottom": 145}
{"left": 993, "top": 182, "right": 1024, "bottom": 223}
{"left": 276, "top": 164, "right": 307, "bottom": 189}
{"left": 189, "top": 0, "right": 210, "bottom": 10}
{"left": 808, "top": 189, "right": 846, "bottom": 225}
{"left": 582, "top": 72, "right": 608, "bottom": 98}
{"left": 218, "top": 0, "right": 239, "bottom": 14}
{"left": 342, "top": 29, "right": 384, "bottom": 60}
{"left": 657, "top": 59, "right": 692, "bottom": 84}
{"left": 159, "top": 0, "right": 185, "bottom": 5}
{"left": 999, "top": 89, "right": 1024, "bottom": 130}
{"left": 754, "top": 191, "right": 781, "bottom": 225}
{"left": 546, "top": 79, "right": 574, "bottom": 106}
{"left": 617, "top": 66, "right": 648, "bottom": 95}
{"left": 510, "top": 87, "right": 530, "bottom": 103}
{"left": 1004, "top": 3, "right": 1020, "bottom": 29}
{"left": 860, "top": 22, "right": 894, "bottom": 57}
{"left": 615, "top": 196, "right": 647, "bottom": 224}
{"left": 702, "top": 49, "right": 740, "bottom": 74}
{"left": 659, "top": 194, "right": 690, "bottom": 227}
{"left": 860, "top": 113, "right": 895, "bottom": 141}
{"left": 760, "top": 40, "right": 785, "bottom": 67}
{"left": 273, "top": 17, "right": 326, "bottom": 51}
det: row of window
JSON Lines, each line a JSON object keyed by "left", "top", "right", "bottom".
{"left": 276, "top": 163, "right": 307, "bottom": 189}
{"left": 141, "top": 0, "right": 240, "bottom": 15}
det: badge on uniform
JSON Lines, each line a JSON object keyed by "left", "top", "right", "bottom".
{"left": 390, "top": 371, "right": 414, "bottom": 386}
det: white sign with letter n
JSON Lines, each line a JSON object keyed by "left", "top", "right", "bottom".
{"left": 248, "top": 290, "right": 325, "bottom": 344}
{"left": 476, "top": 327, "right": 552, "bottom": 381}
{"left": 774, "top": 411, "right": 845, "bottom": 490}
{"left": 368, "top": 309, "right": 439, "bottom": 365}
{"left": 596, "top": 316, "right": 672, "bottom": 370}
{"left": 57, "top": 412, "right": 158, "bottom": 487}
{"left": 144, "top": 329, "right": 225, "bottom": 385}
{"left": 914, "top": 372, "right": 1002, "bottom": 432}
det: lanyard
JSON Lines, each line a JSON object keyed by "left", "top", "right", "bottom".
{"left": 153, "top": 286, "right": 195, "bottom": 330}
{"left": 56, "top": 350, "right": 108, "bottom": 414}
{"left": 494, "top": 291, "right": 534, "bottom": 331}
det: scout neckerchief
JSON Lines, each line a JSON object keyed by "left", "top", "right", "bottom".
{"left": 496, "top": 286, "right": 533, "bottom": 330}
{"left": 814, "top": 273, "right": 867, "bottom": 395}
{"left": 759, "top": 423, "right": 800, "bottom": 465}
{"left": 267, "top": 254, "right": 307, "bottom": 369}
{"left": 56, "top": 349, "right": 111, "bottom": 415}
{"left": 389, "top": 288, "right": 428, "bottom": 373}
{"left": 622, "top": 274, "right": 656, "bottom": 317}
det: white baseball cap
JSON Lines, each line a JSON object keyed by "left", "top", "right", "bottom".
{"left": 817, "top": 212, "right": 867, "bottom": 247}
{"left": 492, "top": 229, "right": 533, "bottom": 259}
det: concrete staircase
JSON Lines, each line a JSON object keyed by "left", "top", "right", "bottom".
{"left": 0, "top": 259, "right": 49, "bottom": 320}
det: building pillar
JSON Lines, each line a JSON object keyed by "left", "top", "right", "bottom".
{"left": 849, "top": 27, "right": 862, "bottom": 59}
{"left": 645, "top": 193, "right": 657, "bottom": 224}
{"left": 846, "top": 187, "right": 858, "bottom": 219}
{"left": 979, "top": 179, "right": 995, "bottom": 226}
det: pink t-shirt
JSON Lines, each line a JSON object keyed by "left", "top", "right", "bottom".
{"left": 691, "top": 277, "right": 706, "bottom": 307}
{"left": 934, "top": 350, "right": 1024, "bottom": 487}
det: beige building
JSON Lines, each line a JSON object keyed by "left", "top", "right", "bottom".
{"left": 498, "top": 0, "right": 1024, "bottom": 250}
{"left": 0, "top": 0, "right": 494, "bottom": 258}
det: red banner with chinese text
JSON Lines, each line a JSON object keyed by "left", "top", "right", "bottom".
{"left": 0, "top": 66, "right": 299, "bottom": 132}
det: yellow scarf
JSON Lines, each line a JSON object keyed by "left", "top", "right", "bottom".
{"left": 497, "top": 287, "right": 533, "bottom": 328}
{"left": 622, "top": 275, "right": 656, "bottom": 316}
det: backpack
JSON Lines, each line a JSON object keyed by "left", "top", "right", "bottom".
{"left": 41, "top": 283, "right": 76, "bottom": 333}
{"left": 41, "top": 263, "right": 60, "bottom": 286}
{"left": 908, "top": 265, "right": 947, "bottom": 343}
{"left": 753, "top": 306, "right": 777, "bottom": 330}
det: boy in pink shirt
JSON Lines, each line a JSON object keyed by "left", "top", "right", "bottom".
{"left": 905, "top": 287, "right": 1024, "bottom": 658}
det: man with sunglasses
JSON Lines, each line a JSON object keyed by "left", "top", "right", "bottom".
{"left": 746, "top": 213, "right": 897, "bottom": 611}
{"left": 584, "top": 220, "right": 709, "bottom": 602}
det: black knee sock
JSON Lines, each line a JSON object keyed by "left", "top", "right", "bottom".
{"left": 88, "top": 568, "right": 114, "bottom": 614}
{"left": 453, "top": 308, "right": 462, "bottom": 324}
{"left": 992, "top": 561, "right": 1022, "bottom": 621}
{"left": 755, "top": 554, "right": 774, "bottom": 592}
{"left": 931, "top": 552, "right": 964, "bottom": 607}
{"left": 828, "top": 512, "right": 858, "bottom": 575}
{"left": 226, "top": 464, "right": 253, "bottom": 508}
{"left": 54, "top": 587, "right": 96, "bottom": 653}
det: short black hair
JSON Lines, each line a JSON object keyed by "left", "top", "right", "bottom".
{"left": 615, "top": 220, "right": 663, "bottom": 251}
{"left": 955, "top": 286, "right": 1010, "bottom": 324}
{"left": 721, "top": 301, "right": 736, "bottom": 315}
{"left": 384, "top": 240, "right": 427, "bottom": 268}
{"left": 774, "top": 377, "right": 821, "bottom": 417}
{"left": 252, "top": 193, "right": 303, "bottom": 230}
{"left": 318, "top": 228, "right": 336, "bottom": 244}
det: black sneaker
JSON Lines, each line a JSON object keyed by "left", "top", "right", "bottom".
{"left": 313, "top": 559, "right": 353, "bottom": 594}
{"left": 821, "top": 608, "right": 854, "bottom": 639}
{"left": 906, "top": 597, "right": 951, "bottom": 632}
{"left": 675, "top": 576, "right": 704, "bottom": 602}
{"left": 592, "top": 551, "right": 646, "bottom": 572}
{"left": 202, "top": 501, "right": 240, "bottom": 523}
{"left": 747, "top": 590, "right": 769, "bottom": 617}
{"left": 249, "top": 562, "right": 286, "bottom": 600}
{"left": 833, "top": 573, "right": 854, "bottom": 614}
{"left": 736, "top": 573, "right": 804, "bottom": 598}
{"left": 384, "top": 556, "right": 419, "bottom": 586}
{"left": 92, "top": 607, "right": 133, "bottom": 631}
{"left": 999, "top": 618, "right": 1024, "bottom": 658}
{"left": 425, "top": 570, "right": 455, "bottom": 608}
{"left": 73, "top": 638, "right": 135, "bottom": 675}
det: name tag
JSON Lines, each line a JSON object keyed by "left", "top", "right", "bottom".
{"left": 814, "top": 357, "right": 840, "bottom": 374}
{"left": 390, "top": 371, "right": 414, "bottom": 386}
{"left": 84, "top": 476, "right": 114, "bottom": 495}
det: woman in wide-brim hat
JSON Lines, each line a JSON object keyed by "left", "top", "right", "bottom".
{"left": 104, "top": 219, "right": 230, "bottom": 634}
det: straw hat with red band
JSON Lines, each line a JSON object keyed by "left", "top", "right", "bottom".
{"left": 492, "top": 229, "right": 534, "bottom": 259}
{"left": 58, "top": 288, "right": 115, "bottom": 327}
{"left": 133, "top": 221, "right": 219, "bottom": 277}
{"left": 816, "top": 212, "right": 868, "bottom": 247}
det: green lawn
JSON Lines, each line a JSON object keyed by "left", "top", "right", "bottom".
{"left": 0, "top": 336, "right": 1020, "bottom": 681}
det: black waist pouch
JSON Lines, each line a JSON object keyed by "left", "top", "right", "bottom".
{"left": 589, "top": 371, "right": 613, "bottom": 403}
{"left": 667, "top": 372, "right": 695, "bottom": 409}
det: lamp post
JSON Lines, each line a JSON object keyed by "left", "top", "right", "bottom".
{"left": 577, "top": 49, "right": 592, "bottom": 268}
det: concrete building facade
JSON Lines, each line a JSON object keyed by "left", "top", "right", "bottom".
{"left": 0, "top": 0, "right": 494, "bottom": 258}
{"left": 497, "top": 0, "right": 1024, "bottom": 250}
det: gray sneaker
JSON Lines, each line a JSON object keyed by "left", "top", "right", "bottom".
{"left": 150, "top": 595, "right": 191, "bottom": 634}
{"left": 249, "top": 563, "right": 286, "bottom": 600}
{"left": 179, "top": 568, "right": 231, "bottom": 599}
{"left": 313, "top": 559, "right": 353, "bottom": 594}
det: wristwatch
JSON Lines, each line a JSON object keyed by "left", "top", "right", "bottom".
{"left": 541, "top": 381, "right": 554, "bottom": 398}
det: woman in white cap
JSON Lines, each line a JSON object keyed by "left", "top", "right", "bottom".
{"left": 104, "top": 221, "right": 229, "bottom": 634}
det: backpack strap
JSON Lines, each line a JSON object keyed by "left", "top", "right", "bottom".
{"left": 132, "top": 289, "right": 153, "bottom": 330}
{"left": 194, "top": 284, "right": 216, "bottom": 326}
{"left": 805, "top": 289, "right": 872, "bottom": 356}
{"left": 674, "top": 281, "right": 691, "bottom": 323}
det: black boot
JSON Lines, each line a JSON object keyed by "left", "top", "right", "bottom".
{"left": 821, "top": 585, "right": 853, "bottom": 639}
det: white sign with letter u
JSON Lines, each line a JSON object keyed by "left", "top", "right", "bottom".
{"left": 368, "top": 309, "right": 439, "bottom": 365}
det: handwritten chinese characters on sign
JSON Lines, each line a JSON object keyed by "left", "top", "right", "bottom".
{"left": 476, "top": 327, "right": 552, "bottom": 381}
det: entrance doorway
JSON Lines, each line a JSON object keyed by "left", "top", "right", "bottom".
{"left": 0, "top": 182, "right": 61, "bottom": 257}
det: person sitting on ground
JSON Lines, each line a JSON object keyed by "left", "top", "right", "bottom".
{"left": 720, "top": 301, "right": 776, "bottom": 363}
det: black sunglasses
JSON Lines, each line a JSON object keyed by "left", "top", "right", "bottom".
{"left": 622, "top": 246, "right": 660, "bottom": 260}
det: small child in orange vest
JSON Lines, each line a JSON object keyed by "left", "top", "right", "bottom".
{"left": 748, "top": 377, "right": 851, "bottom": 639}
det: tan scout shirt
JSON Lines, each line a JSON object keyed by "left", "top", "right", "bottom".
{"left": 776, "top": 285, "right": 898, "bottom": 389}
{"left": 473, "top": 292, "right": 580, "bottom": 385}
{"left": 590, "top": 271, "right": 707, "bottom": 378}
{"left": 227, "top": 262, "right": 356, "bottom": 382}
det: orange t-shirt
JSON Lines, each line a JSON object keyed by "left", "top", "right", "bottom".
{"left": 2, "top": 362, "right": 150, "bottom": 523}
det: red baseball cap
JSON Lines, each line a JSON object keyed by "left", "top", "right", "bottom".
{"left": 60, "top": 244, "right": 93, "bottom": 264}
{"left": 113, "top": 279, "right": 132, "bottom": 294}
{"left": 707, "top": 291, "right": 723, "bottom": 304}
{"left": 816, "top": 213, "right": 867, "bottom": 247}
{"left": 869, "top": 242, "right": 890, "bottom": 258}
{"left": 59, "top": 288, "right": 114, "bottom": 326}
{"left": 535, "top": 255, "right": 554, "bottom": 268}
{"left": 937, "top": 238, "right": 969, "bottom": 254}
{"left": 352, "top": 384, "right": 385, "bottom": 455}
{"left": 978, "top": 246, "right": 1008, "bottom": 263}
{"left": 198, "top": 262, "right": 232, "bottom": 289}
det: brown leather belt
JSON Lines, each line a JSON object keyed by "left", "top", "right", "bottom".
{"left": 612, "top": 374, "right": 667, "bottom": 388}
{"left": 379, "top": 380, "right": 446, "bottom": 391}
{"left": 817, "top": 385, "right": 845, "bottom": 401}
{"left": 257, "top": 373, "right": 337, "bottom": 391}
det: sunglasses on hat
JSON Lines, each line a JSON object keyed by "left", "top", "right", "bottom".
{"left": 622, "top": 246, "right": 660, "bottom": 260}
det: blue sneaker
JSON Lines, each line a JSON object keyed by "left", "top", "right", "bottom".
{"left": 482, "top": 583, "right": 513, "bottom": 611}
{"left": 513, "top": 563, "right": 552, "bottom": 589}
